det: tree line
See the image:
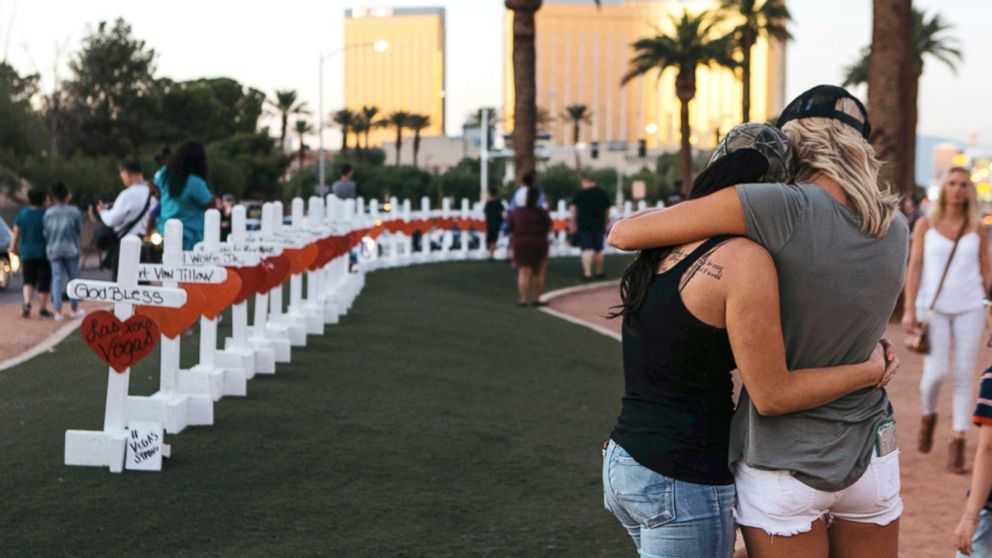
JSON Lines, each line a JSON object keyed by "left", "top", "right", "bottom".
{"left": 0, "top": 18, "right": 290, "bottom": 202}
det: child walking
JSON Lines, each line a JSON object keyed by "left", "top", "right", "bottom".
{"left": 43, "top": 182, "right": 84, "bottom": 321}
{"left": 12, "top": 187, "right": 51, "bottom": 318}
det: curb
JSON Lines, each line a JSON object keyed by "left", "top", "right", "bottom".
{"left": 537, "top": 280, "right": 622, "bottom": 342}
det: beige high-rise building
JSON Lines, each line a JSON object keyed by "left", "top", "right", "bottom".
{"left": 344, "top": 7, "right": 446, "bottom": 147}
{"left": 503, "top": 0, "right": 787, "bottom": 149}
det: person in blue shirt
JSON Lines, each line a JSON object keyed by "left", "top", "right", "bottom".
{"left": 12, "top": 187, "right": 52, "bottom": 318}
{"left": 154, "top": 141, "right": 215, "bottom": 250}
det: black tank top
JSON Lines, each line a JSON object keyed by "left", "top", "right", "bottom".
{"left": 610, "top": 237, "right": 737, "bottom": 485}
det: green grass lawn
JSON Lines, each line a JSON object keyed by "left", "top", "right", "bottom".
{"left": 0, "top": 256, "right": 632, "bottom": 557}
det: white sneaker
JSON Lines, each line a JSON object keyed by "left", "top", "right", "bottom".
{"left": 70, "top": 309, "right": 85, "bottom": 319}
{"left": 54, "top": 313, "right": 65, "bottom": 322}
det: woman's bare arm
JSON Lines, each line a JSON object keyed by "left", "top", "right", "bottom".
{"left": 955, "top": 425, "right": 992, "bottom": 555}
{"left": 721, "top": 240, "right": 886, "bottom": 416}
{"left": 607, "top": 189, "right": 746, "bottom": 250}
{"left": 902, "top": 217, "right": 928, "bottom": 331}
{"left": 979, "top": 223, "right": 991, "bottom": 294}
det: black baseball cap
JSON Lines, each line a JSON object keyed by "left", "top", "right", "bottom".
{"left": 777, "top": 85, "right": 871, "bottom": 139}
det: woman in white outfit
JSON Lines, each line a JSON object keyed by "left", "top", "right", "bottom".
{"left": 903, "top": 166, "right": 991, "bottom": 473}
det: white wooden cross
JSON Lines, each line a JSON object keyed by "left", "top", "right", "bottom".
{"left": 186, "top": 209, "right": 246, "bottom": 398}
{"left": 224, "top": 205, "right": 276, "bottom": 374}
{"left": 64, "top": 236, "right": 186, "bottom": 473}
{"left": 125, "top": 219, "right": 220, "bottom": 433}
{"left": 267, "top": 201, "right": 307, "bottom": 347}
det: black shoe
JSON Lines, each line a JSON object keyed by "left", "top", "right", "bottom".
{"left": 595, "top": 273, "right": 607, "bottom": 280}
{"left": 21, "top": 304, "right": 30, "bottom": 318}
{"left": 516, "top": 301, "right": 528, "bottom": 307}
{"left": 582, "top": 275, "right": 593, "bottom": 282}
{"left": 39, "top": 309, "right": 53, "bottom": 319}
{"left": 532, "top": 301, "right": 549, "bottom": 307}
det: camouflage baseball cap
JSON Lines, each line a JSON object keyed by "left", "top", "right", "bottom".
{"left": 708, "top": 123, "right": 796, "bottom": 183}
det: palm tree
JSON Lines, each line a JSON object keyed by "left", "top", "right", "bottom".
{"left": 562, "top": 104, "right": 592, "bottom": 170}
{"left": 505, "top": 0, "right": 599, "bottom": 182}
{"left": 270, "top": 90, "right": 309, "bottom": 151}
{"left": 332, "top": 109, "right": 358, "bottom": 152}
{"left": 720, "top": 0, "right": 791, "bottom": 122}
{"left": 623, "top": 11, "right": 735, "bottom": 189}
{"left": 407, "top": 113, "right": 432, "bottom": 168}
{"left": 294, "top": 119, "right": 313, "bottom": 166}
{"left": 386, "top": 111, "right": 411, "bottom": 165}
{"left": 867, "top": 0, "right": 914, "bottom": 197}
{"left": 360, "top": 105, "right": 380, "bottom": 149}
{"left": 351, "top": 117, "right": 369, "bottom": 152}
{"left": 845, "top": 7, "right": 961, "bottom": 197}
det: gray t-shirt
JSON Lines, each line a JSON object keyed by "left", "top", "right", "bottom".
{"left": 43, "top": 203, "right": 82, "bottom": 260}
{"left": 729, "top": 183, "right": 909, "bottom": 491}
{"left": 332, "top": 179, "right": 357, "bottom": 200}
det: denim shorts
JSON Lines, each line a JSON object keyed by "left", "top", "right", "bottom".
{"left": 602, "top": 440, "right": 736, "bottom": 558}
{"left": 735, "top": 449, "right": 903, "bottom": 536}
{"left": 958, "top": 509, "right": 992, "bottom": 558}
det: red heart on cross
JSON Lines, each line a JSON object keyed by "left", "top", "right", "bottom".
{"left": 184, "top": 271, "right": 243, "bottom": 320}
{"left": 136, "top": 285, "right": 205, "bottom": 339}
{"left": 284, "top": 244, "right": 318, "bottom": 275}
{"left": 80, "top": 310, "right": 160, "bottom": 373}
{"left": 231, "top": 265, "right": 265, "bottom": 304}
{"left": 261, "top": 255, "right": 291, "bottom": 292}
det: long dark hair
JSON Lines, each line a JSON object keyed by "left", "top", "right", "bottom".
{"left": 611, "top": 149, "right": 770, "bottom": 318}
{"left": 163, "top": 140, "right": 208, "bottom": 198}
{"left": 525, "top": 185, "right": 541, "bottom": 208}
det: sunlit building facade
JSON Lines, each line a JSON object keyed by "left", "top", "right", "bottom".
{"left": 502, "top": 0, "right": 787, "bottom": 149}
{"left": 344, "top": 7, "right": 446, "bottom": 146}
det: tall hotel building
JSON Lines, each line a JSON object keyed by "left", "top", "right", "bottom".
{"left": 503, "top": 0, "right": 786, "bottom": 149}
{"left": 344, "top": 7, "right": 446, "bottom": 146}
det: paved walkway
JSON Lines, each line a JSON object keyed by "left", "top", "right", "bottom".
{"left": 0, "top": 265, "right": 109, "bottom": 366}
{"left": 547, "top": 282, "right": 983, "bottom": 558}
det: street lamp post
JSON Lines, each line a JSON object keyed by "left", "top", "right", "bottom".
{"left": 317, "top": 40, "right": 388, "bottom": 196}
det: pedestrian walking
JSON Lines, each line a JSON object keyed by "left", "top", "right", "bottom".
{"left": 903, "top": 166, "right": 990, "bottom": 473}
{"left": 96, "top": 157, "right": 154, "bottom": 279}
{"left": 609, "top": 86, "right": 908, "bottom": 558}
{"left": 12, "top": 187, "right": 52, "bottom": 318}
{"left": 155, "top": 140, "right": 215, "bottom": 250}
{"left": 332, "top": 164, "right": 358, "bottom": 200}
{"left": 569, "top": 176, "right": 611, "bottom": 280}
{"left": 43, "top": 182, "right": 84, "bottom": 321}
{"left": 509, "top": 171, "right": 545, "bottom": 210}
{"left": 483, "top": 186, "right": 504, "bottom": 261}
{"left": 506, "top": 186, "right": 551, "bottom": 306}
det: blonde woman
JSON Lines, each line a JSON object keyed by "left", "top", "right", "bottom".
{"left": 903, "top": 167, "right": 990, "bottom": 474}
{"left": 608, "top": 85, "right": 907, "bottom": 558}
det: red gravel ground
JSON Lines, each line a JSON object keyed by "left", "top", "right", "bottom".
{"left": 0, "top": 301, "right": 107, "bottom": 365}
{"left": 548, "top": 282, "right": 985, "bottom": 558}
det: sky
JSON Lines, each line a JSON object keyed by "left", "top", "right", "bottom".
{"left": 2, "top": 0, "right": 989, "bottom": 148}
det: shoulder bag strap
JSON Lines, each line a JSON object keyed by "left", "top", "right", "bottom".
{"left": 927, "top": 222, "right": 970, "bottom": 314}
{"left": 117, "top": 192, "right": 153, "bottom": 240}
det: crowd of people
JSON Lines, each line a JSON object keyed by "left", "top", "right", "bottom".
{"left": 7, "top": 139, "right": 222, "bottom": 317}
{"left": 599, "top": 84, "right": 992, "bottom": 558}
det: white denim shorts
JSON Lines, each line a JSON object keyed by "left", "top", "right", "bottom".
{"left": 735, "top": 450, "right": 903, "bottom": 536}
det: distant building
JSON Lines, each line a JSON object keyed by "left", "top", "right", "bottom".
{"left": 344, "top": 6, "right": 446, "bottom": 146}
{"left": 502, "top": 0, "right": 787, "bottom": 149}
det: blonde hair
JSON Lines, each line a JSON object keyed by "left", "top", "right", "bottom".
{"left": 781, "top": 98, "right": 901, "bottom": 238}
{"left": 929, "top": 167, "right": 980, "bottom": 229}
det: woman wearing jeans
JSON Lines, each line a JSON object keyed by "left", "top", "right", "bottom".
{"left": 603, "top": 123, "right": 897, "bottom": 557}
{"left": 43, "top": 182, "right": 83, "bottom": 320}
{"left": 903, "top": 167, "right": 990, "bottom": 473}
{"left": 609, "top": 86, "right": 908, "bottom": 557}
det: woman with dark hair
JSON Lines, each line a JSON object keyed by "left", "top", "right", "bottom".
{"left": 603, "top": 123, "right": 897, "bottom": 557}
{"left": 154, "top": 140, "right": 215, "bottom": 250}
{"left": 506, "top": 185, "right": 551, "bottom": 306}
{"left": 608, "top": 87, "right": 908, "bottom": 557}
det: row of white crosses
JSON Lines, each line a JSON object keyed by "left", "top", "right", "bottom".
{"left": 62, "top": 193, "right": 622, "bottom": 473}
